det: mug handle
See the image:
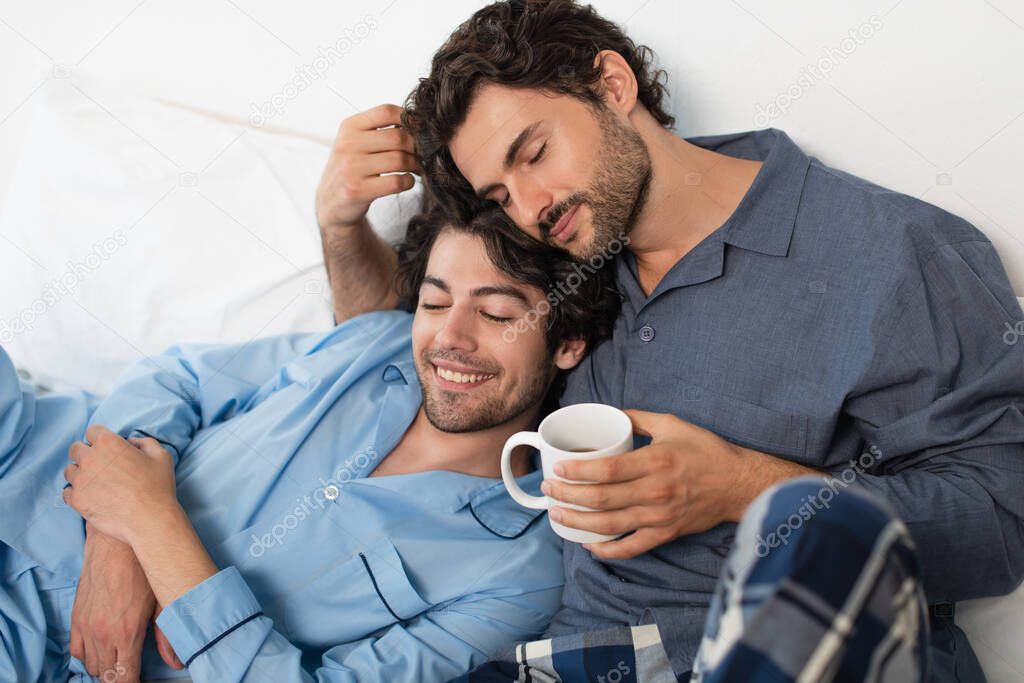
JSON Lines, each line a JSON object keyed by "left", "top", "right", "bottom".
{"left": 501, "top": 431, "right": 550, "bottom": 510}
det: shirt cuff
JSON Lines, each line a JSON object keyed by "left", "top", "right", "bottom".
{"left": 155, "top": 566, "right": 264, "bottom": 667}
{"left": 128, "top": 429, "right": 182, "bottom": 467}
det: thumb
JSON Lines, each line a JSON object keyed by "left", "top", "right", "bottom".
{"left": 128, "top": 437, "right": 170, "bottom": 460}
{"left": 623, "top": 409, "right": 675, "bottom": 439}
{"left": 151, "top": 606, "right": 184, "bottom": 670}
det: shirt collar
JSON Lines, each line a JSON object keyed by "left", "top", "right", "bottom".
{"left": 467, "top": 456, "right": 547, "bottom": 539}
{"left": 617, "top": 128, "right": 812, "bottom": 306}
{"left": 371, "top": 360, "right": 548, "bottom": 538}
{"left": 685, "top": 127, "right": 811, "bottom": 257}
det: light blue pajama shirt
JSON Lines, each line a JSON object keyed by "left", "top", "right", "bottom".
{"left": 0, "top": 310, "right": 563, "bottom": 682}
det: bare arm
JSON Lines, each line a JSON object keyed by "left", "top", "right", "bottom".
{"left": 320, "top": 216, "right": 398, "bottom": 322}
{"left": 315, "top": 103, "right": 420, "bottom": 323}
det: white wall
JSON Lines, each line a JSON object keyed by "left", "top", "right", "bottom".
{"left": 1, "top": 0, "right": 1021, "bottom": 294}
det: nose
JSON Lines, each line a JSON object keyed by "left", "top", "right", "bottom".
{"left": 433, "top": 304, "right": 478, "bottom": 352}
{"left": 507, "top": 175, "right": 552, "bottom": 238}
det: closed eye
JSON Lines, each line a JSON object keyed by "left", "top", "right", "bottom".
{"left": 482, "top": 312, "right": 513, "bottom": 323}
{"left": 497, "top": 141, "right": 547, "bottom": 209}
{"left": 529, "top": 141, "right": 547, "bottom": 164}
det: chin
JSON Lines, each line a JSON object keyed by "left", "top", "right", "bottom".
{"left": 567, "top": 232, "right": 600, "bottom": 260}
{"left": 425, "top": 411, "right": 490, "bottom": 434}
{"left": 424, "top": 397, "right": 491, "bottom": 434}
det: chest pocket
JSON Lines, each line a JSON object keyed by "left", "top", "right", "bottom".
{"left": 659, "top": 376, "right": 809, "bottom": 461}
{"left": 268, "top": 536, "right": 434, "bottom": 650}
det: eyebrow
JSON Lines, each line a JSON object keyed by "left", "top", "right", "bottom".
{"left": 422, "top": 275, "right": 450, "bottom": 293}
{"left": 421, "top": 276, "right": 531, "bottom": 306}
{"left": 474, "top": 120, "right": 543, "bottom": 200}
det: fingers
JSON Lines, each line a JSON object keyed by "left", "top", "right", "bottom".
{"left": 356, "top": 126, "right": 418, "bottom": 156}
{"left": 554, "top": 448, "right": 650, "bottom": 484}
{"left": 128, "top": 436, "right": 168, "bottom": 459}
{"left": 85, "top": 423, "right": 114, "bottom": 446}
{"left": 63, "top": 463, "right": 79, "bottom": 486}
{"left": 116, "top": 642, "right": 143, "bottom": 682}
{"left": 360, "top": 173, "right": 416, "bottom": 199}
{"left": 153, "top": 619, "right": 184, "bottom": 670}
{"left": 84, "top": 638, "right": 98, "bottom": 676}
{"left": 549, "top": 504, "right": 666, "bottom": 537}
{"left": 68, "top": 440, "right": 86, "bottom": 465}
{"left": 542, "top": 478, "right": 640, "bottom": 511}
{"left": 347, "top": 103, "right": 404, "bottom": 131}
{"left": 318, "top": 103, "right": 418, "bottom": 229}
{"left": 69, "top": 624, "right": 85, "bottom": 665}
{"left": 584, "top": 527, "right": 676, "bottom": 560}
{"left": 623, "top": 409, "right": 675, "bottom": 439}
{"left": 356, "top": 150, "right": 422, "bottom": 177}
{"left": 88, "top": 636, "right": 116, "bottom": 679}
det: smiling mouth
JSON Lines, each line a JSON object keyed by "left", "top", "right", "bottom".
{"left": 548, "top": 203, "right": 581, "bottom": 242}
{"left": 432, "top": 363, "right": 496, "bottom": 387}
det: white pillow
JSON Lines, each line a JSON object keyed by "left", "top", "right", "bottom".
{"left": 0, "top": 75, "right": 418, "bottom": 394}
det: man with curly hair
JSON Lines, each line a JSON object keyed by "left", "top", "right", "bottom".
{"left": 311, "top": 1, "right": 1023, "bottom": 681}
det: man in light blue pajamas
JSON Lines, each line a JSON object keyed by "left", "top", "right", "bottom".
{"left": 0, "top": 206, "right": 620, "bottom": 682}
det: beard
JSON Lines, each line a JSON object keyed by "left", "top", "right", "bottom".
{"left": 416, "top": 348, "right": 554, "bottom": 434}
{"left": 541, "top": 105, "right": 652, "bottom": 261}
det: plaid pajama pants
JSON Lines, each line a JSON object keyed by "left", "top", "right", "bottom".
{"left": 455, "top": 476, "right": 929, "bottom": 683}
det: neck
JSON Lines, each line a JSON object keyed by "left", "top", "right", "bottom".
{"left": 625, "top": 113, "right": 763, "bottom": 295}
{"left": 377, "top": 405, "right": 540, "bottom": 479}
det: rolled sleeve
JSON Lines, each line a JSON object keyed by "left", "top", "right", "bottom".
{"left": 845, "top": 237, "right": 1024, "bottom": 602}
{"left": 88, "top": 332, "right": 328, "bottom": 467}
{"left": 155, "top": 566, "right": 264, "bottom": 667}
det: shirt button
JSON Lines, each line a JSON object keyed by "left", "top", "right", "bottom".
{"left": 323, "top": 484, "right": 340, "bottom": 501}
{"left": 638, "top": 324, "right": 655, "bottom": 342}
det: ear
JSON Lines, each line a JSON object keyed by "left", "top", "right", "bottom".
{"left": 552, "top": 337, "right": 587, "bottom": 371}
{"left": 592, "top": 49, "right": 639, "bottom": 116}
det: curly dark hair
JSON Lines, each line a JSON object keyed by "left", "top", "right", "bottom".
{"left": 394, "top": 200, "right": 621, "bottom": 409}
{"left": 402, "top": 0, "right": 674, "bottom": 222}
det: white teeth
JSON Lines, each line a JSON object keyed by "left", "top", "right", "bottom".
{"left": 435, "top": 366, "right": 494, "bottom": 384}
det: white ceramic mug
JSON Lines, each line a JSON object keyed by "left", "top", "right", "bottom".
{"left": 500, "top": 403, "right": 633, "bottom": 544}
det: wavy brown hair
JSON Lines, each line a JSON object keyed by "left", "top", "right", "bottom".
{"left": 402, "top": 0, "right": 674, "bottom": 222}
{"left": 394, "top": 200, "right": 621, "bottom": 409}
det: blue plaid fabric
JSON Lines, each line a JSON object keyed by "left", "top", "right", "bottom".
{"left": 454, "top": 623, "right": 682, "bottom": 683}
{"left": 455, "top": 477, "right": 929, "bottom": 683}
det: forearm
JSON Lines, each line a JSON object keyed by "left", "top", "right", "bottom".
{"left": 129, "top": 504, "right": 219, "bottom": 608}
{"left": 727, "top": 447, "right": 823, "bottom": 523}
{"left": 82, "top": 522, "right": 140, "bottom": 571}
{"left": 839, "top": 449, "right": 1024, "bottom": 603}
{"left": 321, "top": 216, "right": 399, "bottom": 324}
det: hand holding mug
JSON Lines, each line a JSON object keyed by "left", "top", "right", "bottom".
{"left": 500, "top": 403, "right": 633, "bottom": 544}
